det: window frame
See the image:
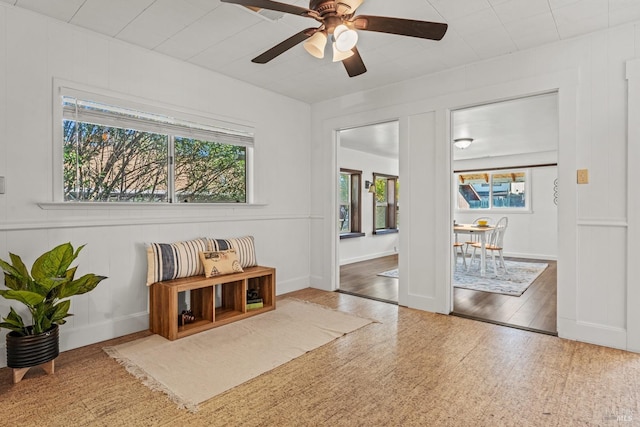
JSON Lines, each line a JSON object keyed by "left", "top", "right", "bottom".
{"left": 339, "top": 168, "right": 365, "bottom": 239}
{"left": 52, "top": 80, "right": 255, "bottom": 205}
{"left": 454, "top": 168, "right": 532, "bottom": 213}
{"left": 372, "top": 172, "right": 399, "bottom": 235}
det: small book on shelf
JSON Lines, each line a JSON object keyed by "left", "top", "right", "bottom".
{"left": 246, "top": 301, "right": 264, "bottom": 310}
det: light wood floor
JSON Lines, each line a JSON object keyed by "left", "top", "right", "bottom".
{"left": 0, "top": 288, "right": 638, "bottom": 426}
{"left": 340, "top": 255, "right": 557, "bottom": 335}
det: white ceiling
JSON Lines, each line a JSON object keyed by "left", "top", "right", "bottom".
{"left": 452, "top": 92, "right": 559, "bottom": 160}
{"left": 339, "top": 92, "right": 558, "bottom": 160}
{"left": 339, "top": 121, "right": 399, "bottom": 158}
{"left": 2, "top": 0, "right": 639, "bottom": 104}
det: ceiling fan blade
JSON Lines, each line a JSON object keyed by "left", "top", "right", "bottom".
{"left": 351, "top": 15, "right": 448, "bottom": 40}
{"left": 220, "top": 0, "right": 313, "bottom": 17}
{"left": 252, "top": 28, "right": 316, "bottom": 64}
{"left": 342, "top": 47, "right": 367, "bottom": 77}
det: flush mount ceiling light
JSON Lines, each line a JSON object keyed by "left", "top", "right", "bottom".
{"left": 453, "top": 138, "right": 473, "bottom": 149}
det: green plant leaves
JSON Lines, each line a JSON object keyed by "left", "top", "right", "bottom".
{"left": 0, "top": 289, "right": 44, "bottom": 307}
{"left": 0, "top": 307, "right": 26, "bottom": 335}
{"left": 0, "top": 242, "right": 106, "bottom": 335}
{"left": 58, "top": 274, "right": 106, "bottom": 298}
{"left": 31, "top": 242, "right": 79, "bottom": 284}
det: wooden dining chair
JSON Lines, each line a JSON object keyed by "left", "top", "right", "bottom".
{"left": 469, "top": 216, "right": 509, "bottom": 275}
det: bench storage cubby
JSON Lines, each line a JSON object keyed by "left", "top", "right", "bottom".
{"left": 149, "top": 266, "right": 275, "bottom": 340}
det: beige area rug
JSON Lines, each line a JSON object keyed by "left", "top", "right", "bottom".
{"left": 104, "top": 298, "right": 374, "bottom": 411}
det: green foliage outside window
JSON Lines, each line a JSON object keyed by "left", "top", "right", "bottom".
{"left": 63, "top": 121, "right": 246, "bottom": 203}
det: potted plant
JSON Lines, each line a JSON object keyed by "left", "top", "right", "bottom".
{"left": 0, "top": 242, "right": 107, "bottom": 373}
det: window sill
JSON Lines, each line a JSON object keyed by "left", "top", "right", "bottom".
{"left": 38, "top": 202, "right": 267, "bottom": 210}
{"left": 340, "top": 232, "right": 366, "bottom": 240}
{"left": 373, "top": 228, "right": 399, "bottom": 235}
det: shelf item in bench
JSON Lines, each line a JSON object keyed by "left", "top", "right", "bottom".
{"left": 149, "top": 266, "right": 276, "bottom": 340}
{"left": 178, "top": 310, "right": 195, "bottom": 327}
{"left": 246, "top": 301, "right": 264, "bottom": 310}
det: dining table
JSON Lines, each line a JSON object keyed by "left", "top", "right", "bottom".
{"left": 453, "top": 223, "right": 496, "bottom": 276}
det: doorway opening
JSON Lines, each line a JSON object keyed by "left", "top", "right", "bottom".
{"left": 450, "top": 93, "right": 559, "bottom": 335}
{"left": 336, "top": 121, "right": 399, "bottom": 304}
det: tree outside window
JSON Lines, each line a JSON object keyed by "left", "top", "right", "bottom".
{"left": 372, "top": 173, "right": 398, "bottom": 233}
{"left": 61, "top": 94, "right": 250, "bottom": 203}
{"left": 339, "top": 169, "right": 363, "bottom": 237}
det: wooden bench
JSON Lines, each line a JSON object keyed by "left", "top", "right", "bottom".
{"left": 149, "top": 266, "right": 276, "bottom": 340}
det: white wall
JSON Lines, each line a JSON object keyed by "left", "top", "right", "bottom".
{"left": 310, "top": 20, "right": 639, "bottom": 351}
{"left": 0, "top": 5, "right": 312, "bottom": 366}
{"left": 339, "top": 147, "right": 399, "bottom": 265}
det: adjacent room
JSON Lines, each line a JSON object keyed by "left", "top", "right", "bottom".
{"left": 1, "top": 0, "right": 640, "bottom": 425}
{"left": 450, "top": 93, "right": 559, "bottom": 335}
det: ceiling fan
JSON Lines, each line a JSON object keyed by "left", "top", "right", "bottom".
{"left": 220, "top": 0, "right": 448, "bottom": 77}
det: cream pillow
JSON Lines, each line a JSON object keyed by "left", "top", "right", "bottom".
{"left": 199, "top": 249, "right": 244, "bottom": 278}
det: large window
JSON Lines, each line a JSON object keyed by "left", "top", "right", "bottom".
{"left": 372, "top": 173, "right": 398, "bottom": 234}
{"left": 61, "top": 91, "right": 252, "bottom": 203}
{"left": 456, "top": 170, "right": 529, "bottom": 210}
{"left": 339, "top": 169, "right": 363, "bottom": 237}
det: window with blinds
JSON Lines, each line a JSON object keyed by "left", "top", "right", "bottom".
{"left": 60, "top": 91, "right": 253, "bottom": 203}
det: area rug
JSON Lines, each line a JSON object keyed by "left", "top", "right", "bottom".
{"left": 103, "top": 299, "right": 373, "bottom": 412}
{"left": 378, "top": 269, "right": 399, "bottom": 278}
{"left": 454, "top": 260, "right": 548, "bottom": 296}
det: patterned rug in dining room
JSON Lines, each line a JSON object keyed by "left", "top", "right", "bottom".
{"left": 454, "top": 259, "right": 548, "bottom": 296}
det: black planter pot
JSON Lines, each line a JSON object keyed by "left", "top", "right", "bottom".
{"left": 6, "top": 324, "right": 59, "bottom": 368}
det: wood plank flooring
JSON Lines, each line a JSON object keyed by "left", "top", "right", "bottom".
{"left": 339, "top": 255, "right": 557, "bottom": 335}
{"left": 0, "top": 288, "right": 637, "bottom": 426}
{"left": 339, "top": 255, "right": 398, "bottom": 303}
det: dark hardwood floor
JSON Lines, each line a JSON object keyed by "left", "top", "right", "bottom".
{"left": 339, "top": 255, "right": 557, "bottom": 335}
{"left": 338, "top": 255, "right": 399, "bottom": 304}
{"left": 453, "top": 257, "right": 557, "bottom": 335}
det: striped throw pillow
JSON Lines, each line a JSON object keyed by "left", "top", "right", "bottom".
{"left": 207, "top": 235, "right": 257, "bottom": 268}
{"left": 146, "top": 238, "right": 208, "bottom": 286}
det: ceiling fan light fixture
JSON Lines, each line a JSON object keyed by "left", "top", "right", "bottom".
{"left": 332, "top": 43, "right": 354, "bottom": 62}
{"left": 453, "top": 138, "right": 473, "bottom": 149}
{"left": 303, "top": 31, "right": 327, "bottom": 59}
{"left": 334, "top": 24, "right": 358, "bottom": 52}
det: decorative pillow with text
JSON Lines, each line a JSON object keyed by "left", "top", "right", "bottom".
{"left": 199, "top": 249, "right": 244, "bottom": 277}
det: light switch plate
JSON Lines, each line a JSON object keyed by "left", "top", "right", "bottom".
{"left": 0, "top": 176, "right": 4, "bottom": 194}
{"left": 577, "top": 169, "right": 589, "bottom": 184}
